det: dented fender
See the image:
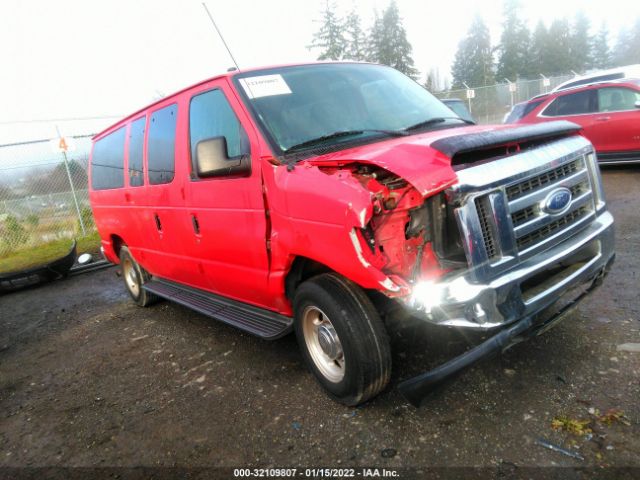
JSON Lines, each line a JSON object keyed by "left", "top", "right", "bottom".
{"left": 262, "top": 142, "right": 459, "bottom": 306}
{"left": 263, "top": 162, "right": 403, "bottom": 297}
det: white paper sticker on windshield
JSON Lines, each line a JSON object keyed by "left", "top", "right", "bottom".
{"left": 239, "top": 74, "right": 292, "bottom": 99}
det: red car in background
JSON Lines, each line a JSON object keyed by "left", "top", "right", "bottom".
{"left": 505, "top": 79, "right": 640, "bottom": 164}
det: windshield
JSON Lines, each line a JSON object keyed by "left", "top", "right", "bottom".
{"left": 233, "top": 63, "right": 461, "bottom": 155}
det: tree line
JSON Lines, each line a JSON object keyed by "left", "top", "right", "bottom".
{"left": 453, "top": 0, "right": 640, "bottom": 89}
{"left": 309, "top": 0, "right": 640, "bottom": 90}
{"left": 308, "top": 0, "right": 418, "bottom": 79}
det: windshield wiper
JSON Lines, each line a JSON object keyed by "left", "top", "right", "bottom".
{"left": 404, "top": 116, "right": 475, "bottom": 132}
{"left": 284, "top": 129, "right": 407, "bottom": 154}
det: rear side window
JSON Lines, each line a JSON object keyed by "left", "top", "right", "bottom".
{"left": 91, "top": 127, "right": 126, "bottom": 190}
{"left": 189, "top": 89, "right": 249, "bottom": 169}
{"left": 148, "top": 104, "right": 177, "bottom": 185}
{"left": 128, "top": 117, "right": 145, "bottom": 187}
{"left": 543, "top": 90, "right": 596, "bottom": 116}
{"left": 597, "top": 87, "right": 640, "bottom": 112}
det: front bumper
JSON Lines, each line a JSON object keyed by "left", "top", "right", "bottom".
{"left": 398, "top": 210, "right": 615, "bottom": 406}
{"left": 407, "top": 210, "right": 615, "bottom": 330}
{"left": 398, "top": 254, "right": 612, "bottom": 406}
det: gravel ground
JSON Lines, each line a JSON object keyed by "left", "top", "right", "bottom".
{"left": 1, "top": 167, "right": 639, "bottom": 477}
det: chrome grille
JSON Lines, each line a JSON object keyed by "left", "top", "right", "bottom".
{"left": 475, "top": 195, "right": 499, "bottom": 260}
{"left": 450, "top": 135, "right": 600, "bottom": 281}
{"left": 507, "top": 156, "right": 595, "bottom": 256}
{"left": 511, "top": 206, "right": 535, "bottom": 227}
{"left": 516, "top": 206, "right": 590, "bottom": 250}
{"left": 506, "top": 159, "right": 582, "bottom": 201}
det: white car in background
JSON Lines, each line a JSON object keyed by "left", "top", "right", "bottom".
{"left": 552, "top": 64, "right": 640, "bottom": 92}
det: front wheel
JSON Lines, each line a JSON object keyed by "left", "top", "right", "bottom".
{"left": 293, "top": 273, "right": 391, "bottom": 406}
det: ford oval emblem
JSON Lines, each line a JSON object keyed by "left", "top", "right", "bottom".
{"left": 543, "top": 187, "right": 572, "bottom": 214}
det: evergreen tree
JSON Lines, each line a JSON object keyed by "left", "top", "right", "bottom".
{"left": 591, "top": 23, "right": 612, "bottom": 69}
{"left": 343, "top": 10, "right": 366, "bottom": 61}
{"left": 612, "top": 18, "right": 640, "bottom": 66}
{"left": 451, "top": 15, "right": 495, "bottom": 88}
{"left": 366, "top": 1, "right": 419, "bottom": 79}
{"left": 424, "top": 68, "right": 442, "bottom": 92}
{"left": 545, "top": 18, "right": 572, "bottom": 75}
{"left": 496, "top": 0, "right": 531, "bottom": 81}
{"left": 366, "top": 11, "right": 383, "bottom": 62}
{"left": 424, "top": 73, "right": 434, "bottom": 91}
{"left": 569, "top": 12, "right": 591, "bottom": 72}
{"left": 528, "top": 21, "right": 549, "bottom": 75}
{"left": 308, "top": 1, "right": 345, "bottom": 61}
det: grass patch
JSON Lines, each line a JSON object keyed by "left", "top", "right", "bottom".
{"left": 0, "top": 231, "right": 102, "bottom": 275}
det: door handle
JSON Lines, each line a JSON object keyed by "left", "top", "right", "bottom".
{"left": 154, "top": 213, "right": 162, "bottom": 231}
{"left": 596, "top": 116, "right": 610, "bottom": 121}
{"left": 124, "top": 192, "right": 131, "bottom": 202}
{"left": 191, "top": 214, "right": 200, "bottom": 235}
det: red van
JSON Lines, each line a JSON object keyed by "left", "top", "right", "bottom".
{"left": 90, "top": 62, "right": 615, "bottom": 406}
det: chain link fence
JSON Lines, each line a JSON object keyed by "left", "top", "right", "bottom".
{"left": 434, "top": 74, "right": 575, "bottom": 124}
{"left": 0, "top": 135, "right": 97, "bottom": 261}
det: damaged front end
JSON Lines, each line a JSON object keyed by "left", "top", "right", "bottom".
{"left": 346, "top": 162, "right": 500, "bottom": 327}
{"left": 347, "top": 164, "right": 464, "bottom": 293}
{"left": 338, "top": 125, "right": 616, "bottom": 405}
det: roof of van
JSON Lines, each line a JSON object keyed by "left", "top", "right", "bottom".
{"left": 93, "top": 61, "right": 372, "bottom": 140}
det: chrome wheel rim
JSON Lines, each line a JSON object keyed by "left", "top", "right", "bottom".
{"left": 122, "top": 257, "right": 139, "bottom": 297}
{"left": 301, "top": 306, "right": 345, "bottom": 383}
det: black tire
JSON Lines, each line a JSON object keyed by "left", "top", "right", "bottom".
{"left": 119, "top": 246, "right": 159, "bottom": 307}
{"left": 293, "top": 273, "right": 391, "bottom": 406}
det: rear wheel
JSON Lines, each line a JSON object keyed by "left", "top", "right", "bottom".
{"left": 119, "top": 246, "right": 159, "bottom": 307}
{"left": 293, "top": 273, "right": 391, "bottom": 406}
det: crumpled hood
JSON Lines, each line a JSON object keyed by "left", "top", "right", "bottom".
{"left": 303, "top": 121, "right": 581, "bottom": 197}
{"left": 301, "top": 125, "right": 493, "bottom": 197}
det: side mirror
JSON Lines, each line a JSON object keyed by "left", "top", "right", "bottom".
{"left": 195, "top": 136, "right": 250, "bottom": 178}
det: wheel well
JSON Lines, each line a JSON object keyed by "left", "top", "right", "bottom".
{"left": 111, "top": 234, "right": 125, "bottom": 258}
{"left": 285, "top": 257, "right": 331, "bottom": 300}
{"left": 285, "top": 257, "right": 401, "bottom": 324}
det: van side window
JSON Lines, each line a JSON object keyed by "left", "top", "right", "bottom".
{"left": 148, "top": 104, "right": 177, "bottom": 185}
{"left": 91, "top": 127, "right": 126, "bottom": 190}
{"left": 128, "top": 117, "right": 145, "bottom": 187}
{"left": 189, "top": 89, "right": 249, "bottom": 174}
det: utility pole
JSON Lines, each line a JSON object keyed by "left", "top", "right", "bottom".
{"left": 56, "top": 126, "right": 86, "bottom": 236}
{"left": 540, "top": 74, "right": 550, "bottom": 93}
{"left": 504, "top": 78, "right": 516, "bottom": 109}
{"left": 462, "top": 82, "right": 474, "bottom": 114}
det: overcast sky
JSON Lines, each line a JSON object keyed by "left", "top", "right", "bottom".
{"left": 0, "top": 0, "right": 637, "bottom": 143}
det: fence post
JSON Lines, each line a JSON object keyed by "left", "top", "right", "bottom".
{"left": 56, "top": 126, "right": 87, "bottom": 236}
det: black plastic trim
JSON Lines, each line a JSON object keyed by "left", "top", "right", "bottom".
{"left": 597, "top": 150, "right": 640, "bottom": 164}
{"left": 0, "top": 241, "right": 77, "bottom": 292}
{"left": 430, "top": 121, "right": 582, "bottom": 158}
{"left": 143, "top": 278, "right": 293, "bottom": 340}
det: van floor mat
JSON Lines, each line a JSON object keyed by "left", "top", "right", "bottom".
{"left": 143, "top": 278, "right": 293, "bottom": 340}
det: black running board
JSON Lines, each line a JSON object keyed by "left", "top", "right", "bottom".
{"left": 143, "top": 279, "right": 293, "bottom": 340}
